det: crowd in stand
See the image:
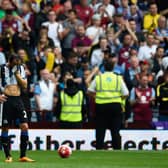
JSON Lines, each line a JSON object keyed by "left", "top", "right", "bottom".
{"left": 0, "top": 0, "right": 168, "bottom": 129}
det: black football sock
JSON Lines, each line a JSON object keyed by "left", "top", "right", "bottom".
{"left": 20, "top": 130, "right": 28, "bottom": 158}
{"left": 1, "top": 131, "right": 11, "bottom": 158}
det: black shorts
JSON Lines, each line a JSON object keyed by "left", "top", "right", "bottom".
{"left": 2, "top": 96, "right": 28, "bottom": 127}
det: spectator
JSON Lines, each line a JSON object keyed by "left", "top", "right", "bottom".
{"left": 143, "top": 2, "right": 160, "bottom": 32}
{"left": 125, "top": 55, "right": 140, "bottom": 90}
{"left": 61, "top": 52, "right": 82, "bottom": 84}
{"left": 12, "top": 22, "right": 35, "bottom": 55}
{"left": 130, "top": 74, "right": 155, "bottom": 129}
{"left": 137, "top": 0, "right": 149, "bottom": 13}
{"left": 116, "top": 0, "right": 130, "bottom": 19}
{"left": 152, "top": 46, "right": 165, "bottom": 78}
{"left": 74, "top": 0, "right": 93, "bottom": 27}
{"left": 34, "top": 69, "right": 57, "bottom": 121}
{"left": 90, "top": 36, "right": 109, "bottom": 67}
{"left": 112, "top": 19, "right": 138, "bottom": 45}
{"left": 52, "top": 0, "right": 64, "bottom": 16}
{"left": 154, "top": 16, "right": 168, "bottom": 53}
{"left": 1, "top": 9, "right": 20, "bottom": 34}
{"left": 0, "top": 0, "right": 16, "bottom": 19}
{"left": 34, "top": 2, "right": 52, "bottom": 35}
{"left": 53, "top": 46, "right": 64, "bottom": 66}
{"left": 57, "top": 0, "right": 72, "bottom": 21}
{"left": 77, "top": 56, "right": 91, "bottom": 78}
{"left": 118, "top": 34, "right": 134, "bottom": 70}
{"left": 109, "top": 13, "right": 125, "bottom": 34}
{"left": 56, "top": 78, "right": 86, "bottom": 128}
{"left": 42, "top": 10, "right": 63, "bottom": 48}
{"left": 35, "top": 47, "right": 55, "bottom": 79}
{"left": 20, "top": 1, "right": 35, "bottom": 29}
{"left": 72, "top": 24, "right": 92, "bottom": 55}
{"left": 95, "top": 0, "right": 115, "bottom": 26}
{"left": 36, "top": 26, "right": 55, "bottom": 46}
{"left": 128, "top": 3, "right": 143, "bottom": 32}
{"left": 86, "top": 14, "right": 105, "bottom": 45}
{"left": 136, "top": 60, "right": 154, "bottom": 87}
{"left": 106, "top": 28, "right": 119, "bottom": 53}
{"left": 157, "top": 70, "right": 168, "bottom": 121}
{"left": 96, "top": 0, "right": 115, "bottom": 17}
{"left": 62, "top": 9, "right": 83, "bottom": 53}
{"left": 89, "top": 0, "right": 98, "bottom": 12}
{"left": 37, "top": 33, "right": 54, "bottom": 54}
{"left": 96, "top": 4, "right": 112, "bottom": 28}
{"left": 128, "top": 18, "right": 145, "bottom": 46}
{"left": 157, "top": 0, "right": 168, "bottom": 17}
{"left": 138, "top": 33, "right": 157, "bottom": 61}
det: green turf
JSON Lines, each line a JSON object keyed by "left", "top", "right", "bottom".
{"left": 0, "top": 150, "right": 168, "bottom": 168}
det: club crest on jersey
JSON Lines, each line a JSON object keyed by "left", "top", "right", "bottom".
{"left": 146, "top": 91, "right": 150, "bottom": 96}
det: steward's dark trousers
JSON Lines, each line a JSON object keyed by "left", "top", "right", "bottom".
{"left": 95, "top": 103, "right": 122, "bottom": 150}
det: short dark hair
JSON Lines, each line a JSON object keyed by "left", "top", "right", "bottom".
{"left": 8, "top": 54, "right": 21, "bottom": 63}
{"left": 128, "top": 18, "right": 136, "bottom": 22}
{"left": 99, "top": 35, "right": 107, "bottom": 41}
{"left": 104, "top": 58, "right": 115, "bottom": 71}
{"left": 156, "top": 46, "right": 164, "bottom": 51}
{"left": 67, "top": 51, "right": 77, "bottom": 59}
{"left": 68, "top": 9, "right": 77, "bottom": 15}
{"left": 148, "top": 2, "right": 158, "bottom": 8}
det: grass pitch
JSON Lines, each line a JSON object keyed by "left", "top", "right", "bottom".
{"left": 0, "top": 150, "right": 168, "bottom": 168}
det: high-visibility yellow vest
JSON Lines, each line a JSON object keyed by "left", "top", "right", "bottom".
{"left": 95, "top": 72, "right": 122, "bottom": 104}
{"left": 60, "top": 91, "right": 83, "bottom": 122}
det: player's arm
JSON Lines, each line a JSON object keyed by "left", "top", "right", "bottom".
{"left": 14, "top": 65, "right": 27, "bottom": 89}
{"left": 0, "top": 87, "right": 7, "bottom": 103}
{"left": 87, "top": 78, "right": 96, "bottom": 98}
{"left": 120, "top": 77, "right": 129, "bottom": 98}
{"left": 14, "top": 71, "right": 27, "bottom": 89}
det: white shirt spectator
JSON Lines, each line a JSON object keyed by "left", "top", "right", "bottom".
{"left": 89, "top": 3, "right": 97, "bottom": 12}
{"left": 34, "top": 80, "right": 55, "bottom": 111}
{"left": 86, "top": 26, "right": 104, "bottom": 44}
{"left": 138, "top": 45, "right": 157, "bottom": 61}
{"left": 90, "top": 49, "right": 104, "bottom": 67}
{"left": 42, "top": 22, "right": 63, "bottom": 48}
{"left": 95, "top": 3, "right": 115, "bottom": 17}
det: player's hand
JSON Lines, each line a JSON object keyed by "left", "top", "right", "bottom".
{"left": 0, "top": 94, "right": 7, "bottom": 103}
